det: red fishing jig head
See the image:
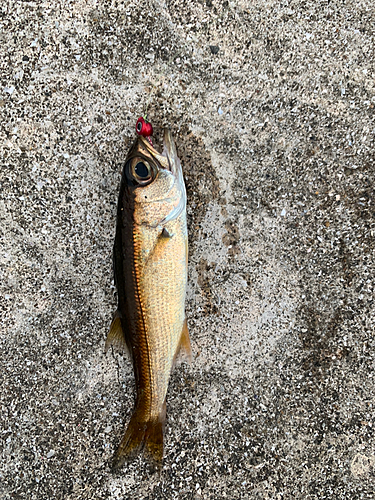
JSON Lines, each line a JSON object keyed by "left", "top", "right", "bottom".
{"left": 136, "top": 117, "right": 153, "bottom": 138}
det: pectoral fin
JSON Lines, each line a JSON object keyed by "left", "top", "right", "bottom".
{"left": 161, "top": 227, "right": 173, "bottom": 238}
{"left": 144, "top": 227, "right": 173, "bottom": 271}
{"left": 105, "top": 311, "right": 127, "bottom": 354}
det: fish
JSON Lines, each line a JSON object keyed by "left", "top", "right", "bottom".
{"left": 106, "top": 128, "right": 191, "bottom": 468}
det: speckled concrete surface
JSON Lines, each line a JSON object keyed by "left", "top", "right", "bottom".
{"left": 1, "top": 0, "right": 375, "bottom": 498}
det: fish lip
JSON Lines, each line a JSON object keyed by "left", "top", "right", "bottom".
{"left": 128, "top": 137, "right": 155, "bottom": 157}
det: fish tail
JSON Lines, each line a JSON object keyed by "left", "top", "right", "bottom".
{"left": 111, "top": 403, "right": 166, "bottom": 469}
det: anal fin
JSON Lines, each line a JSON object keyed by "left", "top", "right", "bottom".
{"left": 175, "top": 318, "right": 192, "bottom": 364}
{"left": 105, "top": 311, "right": 127, "bottom": 354}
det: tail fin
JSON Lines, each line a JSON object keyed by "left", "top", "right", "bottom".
{"left": 111, "top": 404, "right": 165, "bottom": 469}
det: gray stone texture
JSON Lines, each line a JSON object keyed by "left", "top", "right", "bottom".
{"left": 1, "top": 0, "right": 374, "bottom": 498}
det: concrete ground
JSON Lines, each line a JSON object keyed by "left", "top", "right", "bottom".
{"left": 1, "top": 0, "right": 374, "bottom": 498}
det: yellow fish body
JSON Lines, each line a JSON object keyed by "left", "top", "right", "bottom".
{"left": 106, "top": 129, "right": 191, "bottom": 467}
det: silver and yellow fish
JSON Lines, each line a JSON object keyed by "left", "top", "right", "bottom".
{"left": 106, "top": 129, "right": 191, "bottom": 467}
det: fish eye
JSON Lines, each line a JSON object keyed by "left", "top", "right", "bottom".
{"left": 134, "top": 161, "right": 149, "bottom": 179}
{"left": 125, "top": 158, "right": 154, "bottom": 185}
{"left": 136, "top": 121, "right": 142, "bottom": 133}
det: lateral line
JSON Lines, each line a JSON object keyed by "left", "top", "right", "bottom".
{"left": 133, "top": 227, "right": 153, "bottom": 416}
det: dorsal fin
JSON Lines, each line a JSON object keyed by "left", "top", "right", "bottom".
{"left": 105, "top": 311, "right": 128, "bottom": 354}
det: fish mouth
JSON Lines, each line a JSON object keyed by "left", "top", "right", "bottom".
{"left": 135, "top": 130, "right": 181, "bottom": 176}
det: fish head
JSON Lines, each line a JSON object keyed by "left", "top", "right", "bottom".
{"left": 123, "top": 129, "right": 186, "bottom": 227}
